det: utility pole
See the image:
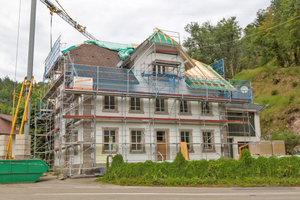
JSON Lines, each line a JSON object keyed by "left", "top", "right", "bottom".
{"left": 24, "top": 0, "right": 37, "bottom": 135}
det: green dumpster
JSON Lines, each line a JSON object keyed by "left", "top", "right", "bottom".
{"left": 0, "top": 159, "right": 49, "bottom": 184}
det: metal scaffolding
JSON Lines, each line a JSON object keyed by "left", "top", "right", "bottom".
{"left": 34, "top": 32, "right": 258, "bottom": 176}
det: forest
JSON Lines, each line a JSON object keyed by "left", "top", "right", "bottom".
{"left": 183, "top": 0, "right": 300, "bottom": 78}
{"left": 0, "top": 76, "right": 18, "bottom": 114}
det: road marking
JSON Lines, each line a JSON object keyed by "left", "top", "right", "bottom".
{"left": 35, "top": 192, "right": 300, "bottom": 196}
{"left": 233, "top": 188, "right": 295, "bottom": 190}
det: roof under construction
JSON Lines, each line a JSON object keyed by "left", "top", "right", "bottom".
{"left": 65, "top": 43, "right": 120, "bottom": 68}
{"left": 52, "top": 28, "right": 252, "bottom": 102}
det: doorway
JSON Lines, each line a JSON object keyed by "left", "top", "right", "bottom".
{"left": 228, "top": 138, "right": 233, "bottom": 158}
{"left": 156, "top": 131, "right": 168, "bottom": 161}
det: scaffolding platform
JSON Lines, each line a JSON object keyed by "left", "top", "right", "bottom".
{"left": 42, "top": 72, "right": 65, "bottom": 101}
{"left": 154, "top": 49, "right": 180, "bottom": 55}
{"left": 152, "top": 59, "right": 181, "bottom": 67}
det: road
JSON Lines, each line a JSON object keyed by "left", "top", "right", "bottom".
{"left": 0, "top": 176, "right": 299, "bottom": 200}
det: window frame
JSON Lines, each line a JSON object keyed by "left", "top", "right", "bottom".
{"left": 155, "top": 98, "right": 168, "bottom": 114}
{"left": 103, "top": 96, "right": 118, "bottom": 112}
{"left": 179, "top": 100, "right": 191, "bottom": 115}
{"left": 129, "top": 97, "right": 144, "bottom": 113}
{"left": 102, "top": 128, "right": 119, "bottom": 154}
{"left": 202, "top": 130, "right": 215, "bottom": 153}
{"left": 129, "top": 129, "right": 145, "bottom": 154}
{"left": 180, "top": 129, "right": 194, "bottom": 153}
{"left": 201, "top": 102, "right": 213, "bottom": 116}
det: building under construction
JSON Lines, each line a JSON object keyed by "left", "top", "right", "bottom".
{"left": 35, "top": 28, "right": 266, "bottom": 175}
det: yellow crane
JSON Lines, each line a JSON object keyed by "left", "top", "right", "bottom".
{"left": 5, "top": 78, "right": 34, "bottom": 159}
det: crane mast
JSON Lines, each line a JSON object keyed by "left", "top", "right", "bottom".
{"left": 40, "top": 0, "right": 98, "bottom": 41}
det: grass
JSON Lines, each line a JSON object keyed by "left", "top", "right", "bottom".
{"left": 233, "top": 66, "right": 300, "bottom": 135}
{"left": 232, "top": 67, "right": 264, "bottom": 82}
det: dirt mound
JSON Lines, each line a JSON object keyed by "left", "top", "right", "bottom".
{"left": 286, "top": 111, "right": 300, "bottom": 135}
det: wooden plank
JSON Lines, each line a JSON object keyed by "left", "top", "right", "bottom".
{"left": 180, "top": 142, "right": 189, "bottom": 161}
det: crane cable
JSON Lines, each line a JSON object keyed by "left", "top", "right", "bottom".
{"left": 14, "top": 0, "right": 22, "bottom": 94}
{"left": 54, "top": 0, "right": 84, "bottom": 32}
{"left": 55, "top": 0, "right": 72, "bottom": 19}
{"left": 50, "top": 11, "right": 53, "bottom": 49}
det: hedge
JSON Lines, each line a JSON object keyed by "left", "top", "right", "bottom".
{"left": 96, "top": 149, "right": 300, "bottom": 186}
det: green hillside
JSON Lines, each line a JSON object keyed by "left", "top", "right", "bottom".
{"left": 233, "top": 66, "right": 300, "bottom": 136}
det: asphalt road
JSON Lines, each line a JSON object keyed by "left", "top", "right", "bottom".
{"left": 0, "top": 176, "right": 300, "bottom": 200}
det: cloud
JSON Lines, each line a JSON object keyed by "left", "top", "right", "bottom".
{"left": 0, "top": 0, "right": 271, "bottom": 83}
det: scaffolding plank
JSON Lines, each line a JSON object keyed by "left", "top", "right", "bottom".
{"left": 152, "top": 59, "right": 181, "bottom": 67}
{"left": 180, "top": 142, "right": 189, "bottom": 161}
{"left": 62, "top": 115, "right": 247, "bottom": 123}
{"left": 42, "top": 72, "right": 65, "bottom": 101}
{"left": 155, "top": 49, "right": 180, "bottom": 55}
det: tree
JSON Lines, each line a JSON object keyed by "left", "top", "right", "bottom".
{"left": 184, "top": 17, "right": 242, "bottom": 78}
{"left": 0, "top": 76, "right": 20, "bottom": 114}
{"left": 250, "top": 0, "right": 300, "bottom": 67}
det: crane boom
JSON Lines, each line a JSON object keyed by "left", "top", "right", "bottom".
{"left": 40, "top": 0, "right": 98, "bottom": 41}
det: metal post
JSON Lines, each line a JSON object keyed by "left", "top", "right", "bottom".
{"left": 24, "top": 0, "right": 37, "bottom": 135}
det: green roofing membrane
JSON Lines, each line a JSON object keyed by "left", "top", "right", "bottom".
{"left": 148, "top": 31, "right": 178, "bottom": 46}
{"left": 61, "top": 40, "right": 136, "bottom": 61}
{"left": 84, "top": 41, "right": 135, "bottom": 61}
{"left": 61, "top": 45, "right": 76, "bottom": 54}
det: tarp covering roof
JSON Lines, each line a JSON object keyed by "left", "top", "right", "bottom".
{"left": 62, "top": 41, "right": 136, "bottom": 61}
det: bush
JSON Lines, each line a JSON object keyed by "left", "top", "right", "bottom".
{"left": 292, "top": 82, "right": 298, "bottom": 88}
{"left": 271, "top": 130, "right": 300, "bottom": 154}
{"left": 271, "top": 89, "right": 278, "bottom": 95}
{"left": 96, "top": 149, "right": 300, "bottom": 186}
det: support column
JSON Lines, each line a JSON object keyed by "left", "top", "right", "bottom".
{"left": 24, "top": 0, "right": 37, "bottom": 135}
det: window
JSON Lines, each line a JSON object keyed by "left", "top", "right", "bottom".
{"left": 202, "top": 131, "right": 214, "bottom": 151}
{"left": 153, "top": 65, "right": 166, "bottom": 74}
{"left": 180, "top": 131, "right": 192, "bottom": 151}
{"left": 103, "top": 129, "right": 118, "bottom": 153}
{"left": 180, "top": 100, "right": 190, "bottom": 114}
{"left": 155, "top": 98, "right": 167, "bottom": 113}
{"left": 103, "top": 96, "right": 117, "bottom": 111}
{"left": 228, "top": 112, "right": 255, "bottom": 136}
{"left": 130, "top": 130, "right": 144, "bottom": 153}
{"left": 130, "top": 98, "right": 142, "bottom": 112}
{"left": 202, "top": 102, "right": 210, "bottom": 114}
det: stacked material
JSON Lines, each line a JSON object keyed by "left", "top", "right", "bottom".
{"left": 15, "top": 134, "right": 31, "bottom": 160}
{"left": 249, "top": 140, "right": 286, "bottom": 156}
{"left": 0, "top": 135, "right": 9, "bottom": 160}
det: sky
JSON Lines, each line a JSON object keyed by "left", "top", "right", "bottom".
{"left": 0, "top": 0, "right": 271, "bottom": 83}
